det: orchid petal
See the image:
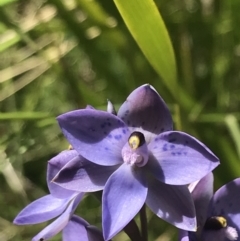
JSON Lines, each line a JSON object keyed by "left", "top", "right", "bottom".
{"left": 146, "top": 178, "right": 196, "bottom": 231}
{"left": 147, "top": 131, "right": 219, "bottom": 185}
{"left": 13, "top": 195, "right": 72, "bottom": 225}
{"left": 57, "top": 109, "right": 130, "bottom": 166}
{"left": 32, "top": 194, "right": 83, "bottom": 241}
{"left": 178, "top": 231, "right": 198, "bottom": 241}
{"left": 190, "top": 173, "right": 214, "bottom": 229}
{"left": 86, "top": 105, "right": 95, "bottom": 109}
{"left": 47, "top": 150, "right": 78, "bottom": 198}
{"left": 53, "top": 156, "right": 118, "bottom": 192}
{"left": 118, "top": 84, "right": 173, "bottom": 140}
{"left": 209, "top": 178, "right": 240, "bottom": 231}
{"left": 64, "top": 216, "right": 104, "bottom": 241}
{"left": 107, "top": 99, "right": 117, "bottom": 115}
{"left": 102, "top": 163, "right": 148, "bottom": 240}
{"left": 62, "top": 215, "right": 89, "bottom": 241}
{"left": 178, "top": 230, "right": 190, "bottom": 241}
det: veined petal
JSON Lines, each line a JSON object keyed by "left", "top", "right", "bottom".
{"left": 13, "top": 195, "right": 72, "bottom": 225}
{"left": 32, "top": 194, "right": 83, "bottom": 241}
{"left": 53, "top": 156, "right": 118, "bottom": 192}
{"left": 147, "top": 131, "right": 219, "bottom": 185}
{"left": 47, "top": 150, "right": 78, "bottom": 198}
{"left": 191, "top": 173, "right": 214, "bottom": 229}
{"left": 146, "top": 178, "right": 196, "bottom": 231}
{"left": 63, "top": 215, "right": 89, "bottom": 241}
{"left": 118, "top": 84, "right": 173, "bottom": 142}
{"left": 209, "top": 178, "right": 240, "bottom": 231}
{"left": 57, "top": 109, "right": 130, "bottom": 166}
{"left": 102, "top": 163, "right": 148, "bottom": 240}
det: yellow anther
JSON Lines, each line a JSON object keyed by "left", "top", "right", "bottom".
{"left": 128, "top": 132, "right": 145, "bottom": 150}
{"left": 204, "top": 216, "right": 228, "bottom": 230}
{"left": 216, "top": 216, "right": 227, "bottom": 228}
{"left": 68, "top": 145, "right": 73, "bottom": 150}
{"left": 129, "top": 135, "right": 141, "bottom": 149}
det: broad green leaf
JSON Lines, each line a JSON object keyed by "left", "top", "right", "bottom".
{"left": 113, "top": 0, "right": 177, "bottom": 94}
{"left": 225, "top": 114, "right": 240, "bottom": 159}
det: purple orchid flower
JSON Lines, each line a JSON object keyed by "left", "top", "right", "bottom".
{"left": 179, "top": 173, "right": 214, "bottom": 241}
{"left": 179, "top": 176, "right": 240, "bottom": 241}
{"left": 54, "top": 84, "right": 220, "bottom": 240}
{"left": 14, "top": 150, "right": 104, "bottom": 241}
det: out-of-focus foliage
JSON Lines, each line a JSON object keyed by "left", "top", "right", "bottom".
{"left": 0, "top": 0, "right": 240, "bottom": 240}
{"left": 114, "top": 0, "right": 177, "bottom": 96}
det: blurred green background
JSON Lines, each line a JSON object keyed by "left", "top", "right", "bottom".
{"left": 0, "top": 0, "right": 240, "bottom": 240}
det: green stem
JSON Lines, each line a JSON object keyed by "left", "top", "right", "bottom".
{"left": 140, "top": 204, "right": 148, "bottom": 241}
{"left": 123, "top": 219, "right": 142, "bottom": 241}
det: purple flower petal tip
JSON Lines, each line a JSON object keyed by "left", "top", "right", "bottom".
{"left": 118, "top": 84, "right": 173, "bottom": 139}
{"left": 53, "top": 156, "right": 117, "bottom": 192}
{"left": 13, "top": 195, "right": 70, "bottom": 225}
{"left": 146, "top": 179, "right": 197, "bottom": 232}
{"left": 47, "top": 150, "right": 78, "bottom": 198}
{"left": 57, "top": 109, "right": 129, "bottom": 166}
{"left": 103, "top": 164, "right": 147, "bottom": 240}
{"left": 107, "top": 99, "right": 117, "bottom": 115}
{"left": 31, "top": 194, "right": 82, "bottom": 241}
{"left": 148, "top": 131, "right": 219, "bottom": 185}
{"left": 209, "top": 178, "right": 240, "bottom": 217}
